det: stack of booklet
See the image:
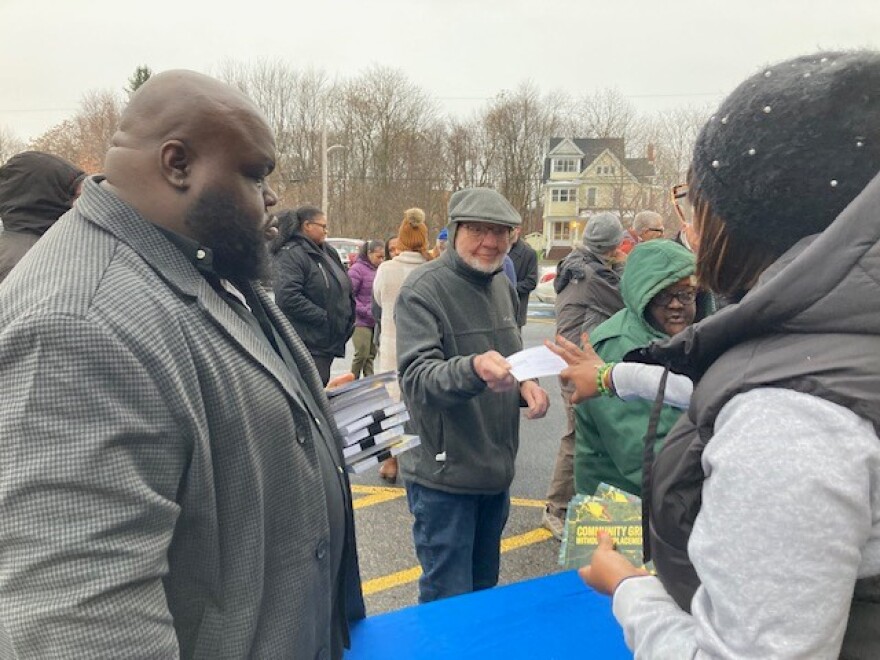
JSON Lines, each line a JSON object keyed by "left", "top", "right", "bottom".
{"left": 327, "top": 371, "right": 421, "bottom": 474}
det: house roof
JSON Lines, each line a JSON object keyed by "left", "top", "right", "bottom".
{"left": 544, "top": 137, "right": 655, "bottom": 182}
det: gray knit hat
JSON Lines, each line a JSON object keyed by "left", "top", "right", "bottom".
{"left": 448, "top": 188, "right": 521, "bottom": 227}
{"left": 582, "top": 212, "right": 624, "bottom": 253}
{"left": 692, "top": 50, "right": 880, "bottom": 254}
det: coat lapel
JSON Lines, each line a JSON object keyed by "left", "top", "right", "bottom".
{"left": 76, "top": 178, "right": 306, "bottom": 404}
{"left": 193, "top": 280, "right": 305, "bottom": 403}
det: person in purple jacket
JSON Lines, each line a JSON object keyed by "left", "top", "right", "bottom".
{"left": 348, "top": 239, "right": 385, "bottom": 378}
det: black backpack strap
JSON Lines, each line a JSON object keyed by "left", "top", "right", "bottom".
{"left": 641, "top": 366, "right": 670, "bottom": 564}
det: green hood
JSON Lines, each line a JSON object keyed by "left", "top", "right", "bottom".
{"left": 590, "top": 239, "right": 695, "bottom": 355}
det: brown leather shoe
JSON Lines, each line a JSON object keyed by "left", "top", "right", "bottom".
{"left": 378, "top": 457, "right": 398, "bottom": 484}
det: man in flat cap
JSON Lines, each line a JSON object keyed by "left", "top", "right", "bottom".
{"left": 0, "top": 70, "right": 363, "bottom": 659}
{"left": 395, "top": 187, "right": 549, "bottom": 603}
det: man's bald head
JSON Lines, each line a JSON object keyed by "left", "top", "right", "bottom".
{"left": 102, "top": 69, "right": 278, "bottom": 281}
{"left": 112, "top": 70, "right": 268, "bottom": 153}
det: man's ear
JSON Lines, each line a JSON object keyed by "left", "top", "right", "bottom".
{"left": 159, "top": 140, "right": 191, "bottom": 191}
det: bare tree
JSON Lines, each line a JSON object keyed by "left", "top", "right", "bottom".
{"left": 644, "top": 105, "right": 711, "bottom": 224}
{"left": 217, "top": 59, "right": 330, "bottom": 210}
{"left": 330, "top": 65, "right": 445, "bottom": 238}
{"left": 29, "top": 89, "right": 123, "bottom": 173}
{"left": 479, "top": 83, "right": 564, "bottom": 233}
{"left": 569, "top": 88, "right": 642, "bottom": 141}
{"left": 0, "top": 125, "right": 26, "bottom": 163}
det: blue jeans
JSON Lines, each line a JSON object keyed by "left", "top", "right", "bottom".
{"left": 405, "top": 481, "right": 510, "bottom": 603}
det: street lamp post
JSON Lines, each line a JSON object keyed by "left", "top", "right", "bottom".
{"left": 321, "top": 123, "right": 345, "bottom": 216}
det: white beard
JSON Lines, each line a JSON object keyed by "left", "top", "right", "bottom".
{"left": 463, "top": 255, "right": 505, "bottom": 273}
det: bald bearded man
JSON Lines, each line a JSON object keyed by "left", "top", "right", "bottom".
{"left": 0, "top": 71, "right": 364, "bottom": 659}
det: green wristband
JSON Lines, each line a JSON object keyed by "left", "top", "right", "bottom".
{"left": 596, "top": 362, "right": 615, "bottom": 397}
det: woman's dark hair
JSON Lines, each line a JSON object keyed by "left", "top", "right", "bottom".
{"left": 689, "top": 175, "right": 778, "bottom": 298}
{"left": 359, "top": 239, "right": 385, "bottom": 259}
{"left": 293, "top": 205, "right": 323, "bottom": 231}
{"left": 269, "top": 206, "right": 324, "bottom": 254}
{"left": 384, "top": 235, "right": 397, "bottom": 260}
{"left": 269, "top": 209, "right": 297, "bottom": 254}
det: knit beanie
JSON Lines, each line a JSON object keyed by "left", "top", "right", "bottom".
{"left": 692, "top": 50, "right": 880, "bottom": 254}
{"left": 582, "top": 212, "right": 624, "bottom": 253}
{"left": 397, "top": 207, "right": 428, "bottom": 253}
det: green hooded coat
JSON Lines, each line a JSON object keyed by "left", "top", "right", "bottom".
{"left": 574, "top": 239, "right": 695, "bottom": 496}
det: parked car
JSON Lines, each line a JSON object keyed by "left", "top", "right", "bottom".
{"left": 533, "top": 266, "right": 557, "bottom": 304}
{"left": 326, "top": 237, "right": 363, "bottom": 269}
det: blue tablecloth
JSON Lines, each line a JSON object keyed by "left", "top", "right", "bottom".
{"left": 346, "top": 570, "right": 632, "bottom": 659}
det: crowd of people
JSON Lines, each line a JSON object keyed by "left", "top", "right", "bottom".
{"left": 0, "top": 48, "right": 879, "bottom": 658}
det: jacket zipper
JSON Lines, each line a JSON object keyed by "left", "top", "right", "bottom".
{"left": 317, "top": 262, "right": 330, "bottom": 289}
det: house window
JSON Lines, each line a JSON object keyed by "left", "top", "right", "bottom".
{"left": 587, "top": 188, "right": 597, "bottom": 206}
{"left": 551, "top": 188, "right": 577, "bottom": 203}
{"left": 552, "top": 158, "right": 578, "bottom": 173}
{"left": 552, "top": 222, "right": 572, "bottom": 241}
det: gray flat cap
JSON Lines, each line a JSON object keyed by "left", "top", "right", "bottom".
{"left": 448, "top": 188, "right": 521, "bottom": 227}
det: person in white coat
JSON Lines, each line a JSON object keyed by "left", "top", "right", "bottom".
{"left": 372, "top": 207, "right": 432, "bottom": 482}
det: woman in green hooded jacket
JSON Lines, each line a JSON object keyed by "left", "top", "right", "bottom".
{"left": 574, "top": 239, "right": 696, "bottom": 496}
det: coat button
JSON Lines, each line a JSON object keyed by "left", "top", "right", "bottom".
{"left": 315, "top": 540, "right": 327, "bottom": 561}
{"left": 316, "top": 647, "right": 329, "bottom": 660}
{"left": 296, "top": 432, "right": 307, "bottom": 445}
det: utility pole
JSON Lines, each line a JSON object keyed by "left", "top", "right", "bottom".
{"left": 321, "top": 122, "right": 345, "bottom": 216}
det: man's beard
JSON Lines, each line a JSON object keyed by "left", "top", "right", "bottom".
{"left": 462, "top": 254, "right": 505, "bottom": 274}
{"left": 184, "top": 188, "right": 269, "bottom": 283}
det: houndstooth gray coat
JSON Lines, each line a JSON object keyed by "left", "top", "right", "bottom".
{"left": 0, "top": 177, "right": 363, "bottom": 659}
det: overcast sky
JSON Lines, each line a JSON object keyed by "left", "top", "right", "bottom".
{"left": 1, "top": 0, "right": 878, "bottom": 141}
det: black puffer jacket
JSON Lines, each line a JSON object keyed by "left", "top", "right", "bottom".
{"left": 273, "top": 234, "right": 355, "bottom": 358}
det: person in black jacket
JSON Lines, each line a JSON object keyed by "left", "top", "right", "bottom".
{"left": 273, "top": 206, "right": 355, "bottom": 384}
{"left": 507, "top": 228, "right": 538, "bottom": 329}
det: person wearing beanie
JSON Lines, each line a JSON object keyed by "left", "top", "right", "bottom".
{"left": 430, "top": 226, "right": 448, "bottom": 259}
{"left": 395, "top": 188, "right": 549, "bottom": 602}
{"left": 541, "top": 211, "right": 626, "bottom": 539}
{"left": 552, "top": 51, "right": 880, "bottom": 658}
{"left": 372, "top": 207, "right": 432, "bottom": 482}
{"left": 0, "top": 151, "right": 87, "bottom": 283}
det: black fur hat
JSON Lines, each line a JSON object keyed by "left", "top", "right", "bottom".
{"left": 692, "top": 50, "right": 880, "bottom": 254}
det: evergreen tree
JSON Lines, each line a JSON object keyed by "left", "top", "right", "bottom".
{"left": 126, "top": 66, "right": 152, "bottom": 97}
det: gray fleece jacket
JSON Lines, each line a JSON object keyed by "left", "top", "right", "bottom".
{"left": 394, "top": 249, "right": 521, "bottom": 494}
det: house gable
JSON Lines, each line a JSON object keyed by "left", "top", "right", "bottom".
{"left": 581, "top": 149, "right": 639, "bottom": 184}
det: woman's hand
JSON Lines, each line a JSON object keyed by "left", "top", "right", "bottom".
{"left": 579, "top": 532, "right": 650, "bottom": 595}
{"left": 544, "top": 334, "right": 608, "bottom": 403}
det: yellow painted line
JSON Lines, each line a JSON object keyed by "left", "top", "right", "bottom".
{"left": 509, "top": 496, "right": 547, "bottom": 508}
{"left": 500, "top": 527, "right": 553, "bottom": 550}
{"left": 351, "top": 485, "right": 403, "bottom": 495}
{"left": 352, "top": 489, "right": 406, "bottom": 510}
{"left": 527, "top": 318, "right": 556, "bottom": 325}
{"left": 361, "top": 527, "right": 554, "bottom": 595}
{"left": 363, "top": 566, "right": 423, "bottom": 596}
